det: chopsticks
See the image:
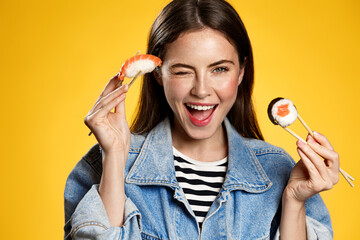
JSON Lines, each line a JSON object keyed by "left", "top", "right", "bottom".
{"left": 281, "top": 115, "right": 355, "bottom": 187}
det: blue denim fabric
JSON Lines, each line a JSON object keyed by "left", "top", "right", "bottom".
{"left": 64, "top": 118, "right": 333, "bottom": 239}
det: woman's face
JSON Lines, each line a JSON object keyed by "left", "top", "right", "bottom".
{"left": 158, "top": 28, "right": 244, "bottom": 141}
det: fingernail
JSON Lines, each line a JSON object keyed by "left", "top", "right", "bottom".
{"left": 123, "top": 84, "right": 129, "bottom": 91}
{"left": 307, "top": 138, "right": 314, "bottom": 145}
{"left": 297, "top": 140, "right": 306, "bottom": 147}
{"left": 120, "top": 83, "right": 128, "bottom": 89}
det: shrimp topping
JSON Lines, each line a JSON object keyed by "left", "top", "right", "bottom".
{"left": 118, "top": 54, "right": 162, "bottom": 80}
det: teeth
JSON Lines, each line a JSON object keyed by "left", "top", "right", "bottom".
{"left": 186, "top": 104, "right": 216, "bottom": 111}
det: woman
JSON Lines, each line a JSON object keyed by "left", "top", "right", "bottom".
{"left": 64, "top": 0, "right": 338, "bottom": 239}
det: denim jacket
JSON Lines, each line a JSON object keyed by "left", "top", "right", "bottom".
{"left": 64, "top": 118, "right": 333, "bottom": 239}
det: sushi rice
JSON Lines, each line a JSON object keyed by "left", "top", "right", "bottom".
{"left": 124, "top": 59, "right": 159, "bottom": 78}
{"left": 271, "top": 98, "right": 297, "bottom": 127}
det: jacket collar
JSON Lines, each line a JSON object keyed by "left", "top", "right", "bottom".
{"left": 126, "top": 118, "right": 272, "bottom": 193}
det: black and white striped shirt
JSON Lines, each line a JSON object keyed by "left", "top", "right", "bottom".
{"left": 173, "top": 147, "right": 228, "bottom": 228}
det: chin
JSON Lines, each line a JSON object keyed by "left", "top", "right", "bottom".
{"left": 183, "top": 120, "right": 222, "bottom": 141}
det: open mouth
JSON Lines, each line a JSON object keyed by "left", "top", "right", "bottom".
{"left": 185, "top": 103, "right": 218, "bottom": 126}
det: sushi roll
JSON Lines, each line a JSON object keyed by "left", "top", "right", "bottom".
{"left": 267, "top": 97, "right": 355, "bottom": 187}
{"left": 267, "top": 97, "right": 298, "bottom": 127}
{"left": 119, "top": 54, "right": 162, "bottom": 80}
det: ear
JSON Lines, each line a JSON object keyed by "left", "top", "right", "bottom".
{"left": 153, "top": 67, "right": 163, "bottom": 86}
{"left": 238, "top": 57, "right": 247, "bottom": 86}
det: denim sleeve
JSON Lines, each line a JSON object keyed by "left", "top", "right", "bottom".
{"left": 64, "top": 144, "right": 103, "bottom": 239}
{"left": 270, "top": 151, "right": 333, "bottom": 239}
{"left": 273, "top": 193, "right": 333, "bottom": 239}
{"left": 64, "top": 144, "right": 142, "bottom": 239}
{"left": 303, "top": 193, "right": 333, "bottom": 239}
{"left": 69, "top": 185, "right": 142, "bottom": 240}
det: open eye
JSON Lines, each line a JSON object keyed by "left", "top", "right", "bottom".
{"left": 213, "top": 67, "right": 228, "bottom": 73}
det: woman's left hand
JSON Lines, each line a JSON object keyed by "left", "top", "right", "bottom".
{"left": 284, "top": 131, "right": 340, "bottom": 202}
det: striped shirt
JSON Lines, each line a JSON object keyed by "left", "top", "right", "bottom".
{"left": 173, "top": 147, "right": 228, "bottom": 228}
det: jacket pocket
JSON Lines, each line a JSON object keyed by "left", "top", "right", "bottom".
{"left": 257, "top": 232, "right": 270, "bottom": 240}
{"left": 141, "top": 232, "right": 163, "bottom": 240}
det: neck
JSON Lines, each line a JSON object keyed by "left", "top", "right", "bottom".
{"left": 171, "top": 120, "right": 228, "bottom": 162}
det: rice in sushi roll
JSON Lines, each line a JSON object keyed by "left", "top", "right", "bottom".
{"left": 267, "top": 97, "right": 298, "bottom": 127}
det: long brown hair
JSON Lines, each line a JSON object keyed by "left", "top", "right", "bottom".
{"left": 131, "top": 0, "right": 264, "bottom": 140}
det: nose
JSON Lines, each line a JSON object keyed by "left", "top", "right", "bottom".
{"left": 190, "top": 72, "right": 211, "bottom": 98}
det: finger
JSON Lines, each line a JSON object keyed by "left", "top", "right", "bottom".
{"left": 100, "top": 73, "right": 122, "bottom": 98}
{"left": 297, "top": 148, "right": 334, "bottom": 191}
{"left": 296, "top": 147, "right": 319, "bottom": 179}
{"left": 307, "top": 137, "right": 340, "bottom": 169}
{"left": 85, "top": 93, "right": 126, "bottom": 134}
{"left": 91, "top": 84, "right": 128, "bottom": 114}
{"left": 91, "top": 93, "right": 127, "bottom": 120}
{"left": 92, "top": 74, "right": 121, "bottom": 108}
{"left": 311, "top": 131, "right": 334, "bottom": 151}
{"left": 297, "top": 140, "right": 329, "bottom": 180}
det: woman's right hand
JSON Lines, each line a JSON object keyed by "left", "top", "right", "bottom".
{"left": 84, "top": 75, "right": 130, "bottom": 157}
{"left": 84, "top": 75, "right": 130, "bottom": 227}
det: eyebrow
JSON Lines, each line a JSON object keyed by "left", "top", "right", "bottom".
{"left": 208, "top": 60, "right": 235, "bottom": 68}
{"left": 170, "top": 63, "right": 195, "bottom": 70}
{"left": 170, "top": 59, "right": 235, "bottom": 70}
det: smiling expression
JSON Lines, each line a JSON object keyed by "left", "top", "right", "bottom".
{"left": 158, "top": 28, "right": 244, "bottom": 142}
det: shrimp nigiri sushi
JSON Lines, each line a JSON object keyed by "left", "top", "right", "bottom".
{"left": 267, "top": 97, "right": 298, "bottom": 127}
{"left": 118, "top": 54, "right": 162, "bottom": 80}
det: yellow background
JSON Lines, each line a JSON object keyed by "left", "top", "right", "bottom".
{"left": 1, "top": 0, "right": 359, "bottom": 239}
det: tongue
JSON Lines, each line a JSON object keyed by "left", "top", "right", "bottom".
{"left": 188, "top": 108, "right": 214, "bottom": 121}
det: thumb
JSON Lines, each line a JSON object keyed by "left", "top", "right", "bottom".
{"left": 114, "top": 84, "right": 128, "bottom": 118}
{"left": 115, "top": 97, "right": 126, "bottom": 116}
